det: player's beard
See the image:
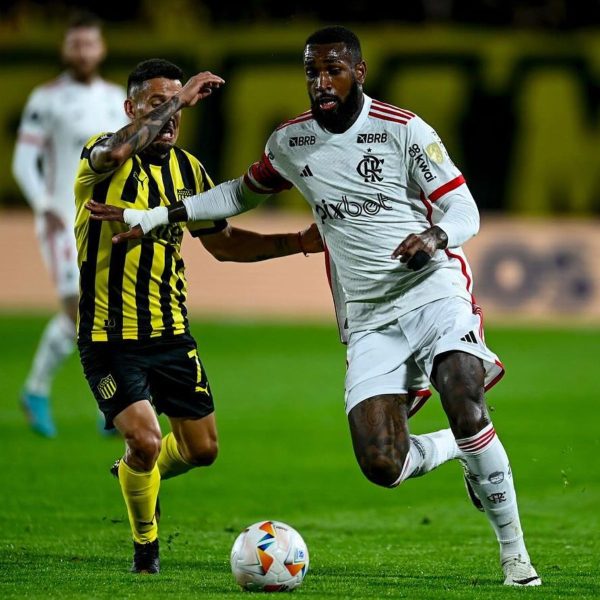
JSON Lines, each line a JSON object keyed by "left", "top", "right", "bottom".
{"left": 310, "top": 79, "right": 362, "bottom": 133}
{"left": 145, "top": 140, "right": 173, "bottom": 159}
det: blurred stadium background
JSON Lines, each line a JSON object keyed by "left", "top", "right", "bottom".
{"left": 1, "top": 0, "right": 599, "bottom": 320}
{"left": 1, "top": 2, "right": 599, "bottom": 597}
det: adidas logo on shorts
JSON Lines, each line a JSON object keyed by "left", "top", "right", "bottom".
{"left": 460, "top": 331, "right": 477, "bottom": 344}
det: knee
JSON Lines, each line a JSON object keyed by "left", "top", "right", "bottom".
{"left": 443, "top": 391, "right": 489, "bottom": 439}
{"left": 125, "top": 429, "right": 162, "bottom": 470}
{"left": 449, "top": 409, "right": 489, "bottom": 439}
{"left": 359, "top": 452, "right": 404, "bottom": 488}
{"left": 182, "top": 439, "right": 219, "bottom": 467}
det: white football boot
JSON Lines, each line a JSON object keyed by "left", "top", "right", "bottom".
{"left": 502, "top": 555, "right": 542, "bottom": 586}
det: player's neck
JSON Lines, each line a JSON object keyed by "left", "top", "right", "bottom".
{"left": 140, "top": 147, "right": 171, "bottom": 165}
{"left": 68, "top": 70, "right": 99, "bottom": 85}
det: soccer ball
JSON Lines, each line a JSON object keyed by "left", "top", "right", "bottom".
{"left": 230, "top": 520, "right": 309, "bottom": 592}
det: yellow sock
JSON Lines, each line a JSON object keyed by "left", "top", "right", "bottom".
{"left": 118, "top": 460, "right": 160, "bottom": 544}
{"left": 157, "top": 432, "right": 194, "bottom": 480}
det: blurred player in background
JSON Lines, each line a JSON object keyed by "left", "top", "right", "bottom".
{"left": 75, "top": 59, "right": 321, "bottom": 573}
{"left": 12, "top": 12, "right": 127, "bottom": 437}
{"left": 90, "top": 27, "right": 541, "bottom": 587}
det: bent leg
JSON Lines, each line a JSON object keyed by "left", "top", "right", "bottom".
{"left": 348, "top": 394, "right": 411, "bottom": 487}
{"left": 434, "top": 350, "right": 489, "bottom": 438}
{"left": 114, "top": 400, "right": 162, "bottom": 544}
{"left": 435, "top": 351, "right": 531, "bottom": 563}
{"left": 158, "top": 413, "right": 218, "bottom": 480}
{"left": 348, "top": 394, "right": 459, "bottom": 488}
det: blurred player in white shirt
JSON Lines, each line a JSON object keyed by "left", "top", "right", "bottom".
{"left": 12, "top": 13, "right": 127, "bottom": 437}
{"left": 86, "top": 26, "right": 541, "bottom": 586}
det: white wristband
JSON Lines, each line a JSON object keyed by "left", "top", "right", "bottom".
{"left": 122, "top": 208, "right": 147, "bottom": 227}
{"left": 124, "top": 206, "right": 169, "bottom": 234}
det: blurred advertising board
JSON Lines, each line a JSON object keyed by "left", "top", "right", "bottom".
{"left": 0, "top": 212, "right": 597, "bottom": 325}
{"left": 467, "top": 218, "right": 599, "bottom": 323}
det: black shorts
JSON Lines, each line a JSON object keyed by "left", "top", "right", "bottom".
{"left": 78, "top": 334, "right": 214, "bottom": 429}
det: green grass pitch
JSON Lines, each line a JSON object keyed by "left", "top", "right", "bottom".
{"left": 0, "top": 315, "right": 598, "bottom": 599}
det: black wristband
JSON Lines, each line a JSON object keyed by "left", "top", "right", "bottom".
{"left": 167, "top": 202, "right": 188, "bottom": 223}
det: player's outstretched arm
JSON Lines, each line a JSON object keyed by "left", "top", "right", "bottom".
{"left": 200, "top": 223, "right": 323, "bottom": 262}
{"left": 86, "top": 177, "right": 266, "bottom": 244}
{"left": 90, "top": 72, "right": 225, "bottom": 173}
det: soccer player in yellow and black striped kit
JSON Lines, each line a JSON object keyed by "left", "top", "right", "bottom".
{"left": 74, "top": 59, "right": 323, "bottom": 573}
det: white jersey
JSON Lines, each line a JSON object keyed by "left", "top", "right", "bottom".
{"left": 13, "top": 72, "right": 127, "bottom": 227}
{"left": 245, "top": 95, "right": 478, "bottom": 338}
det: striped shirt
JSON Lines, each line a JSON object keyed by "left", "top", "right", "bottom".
{"left": 74, "top": 132, "right": 226, "bottom": 342}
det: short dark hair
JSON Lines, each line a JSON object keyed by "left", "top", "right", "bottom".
{"left": 67, "top": 11, "right": 103, "bottom": 31}
{"left": 305, "top": 26, "right": 362, "bottom": 62}
{"left": 127, "top": 59, "right": 184, "bottom": 96}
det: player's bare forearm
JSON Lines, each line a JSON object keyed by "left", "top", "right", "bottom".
{"left": 201, "top": 224, "right": 323, "bottom": 262}
{"left": 90, "top": 97, "right": 184, "bottom": 172}
{"left": 89, "top": 72, "right": 225, "bottom": 173}
{"left": 215, "top": 230, "right": 301, "bottom": 262}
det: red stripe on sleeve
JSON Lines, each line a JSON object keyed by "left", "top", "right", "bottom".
{"left": 247, "top": 154, "right": 292, "bottom": 193}
{"left": 428, "top": 175, "right": 466, "bottom": 202}
{"left": 368, "top": 111, "right": 409, "bottom": 124}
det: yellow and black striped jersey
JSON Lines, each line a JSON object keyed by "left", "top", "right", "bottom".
{"left": 74, "top": 132, "right": 226, "bottom": 342}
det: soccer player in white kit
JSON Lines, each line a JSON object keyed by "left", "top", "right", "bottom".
{"left": 86, "top": 26, "right": 541, "bottom": 586}
{"left": 12, "top": 13, "right": 127, "bottom": 437}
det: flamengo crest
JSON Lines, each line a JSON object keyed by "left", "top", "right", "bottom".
{"left": 356, "top": 151, "right": 384, "bottom": 182}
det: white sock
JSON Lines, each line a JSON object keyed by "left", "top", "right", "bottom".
{"left": 24, "top": 312, "right": 75, "bottom": 396}
{"left": 391, "top": 429, "right": 460, "bottom": 486}
{"left": 456, "top": 423, "right": 529, "bottom": 562}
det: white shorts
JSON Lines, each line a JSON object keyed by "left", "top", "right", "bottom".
{"left": 36, "top": 217, "right": 79, "bottom": 298}
{"left": 345, "top": 296, "right": 504, "bottom": 415}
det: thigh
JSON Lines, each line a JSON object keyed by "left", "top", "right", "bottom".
{"left": 114, "top": 399, "right": 161, "bottom": 438}
{"left": 148, "top": 335, "right": 215, "bottom": 421}
{"left": 405, "top": 297, "right": 504, "bottom": 391}
{"left": 434, "top": 350, "right": 489, "bottom": 438}
{"left": 345, "top": 322, "right": 430, "bottom": 417}
{"left": 78, "top": 341, "right": 151, "bottom": 429}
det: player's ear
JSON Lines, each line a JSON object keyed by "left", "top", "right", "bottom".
{"left": 124, "top": 98, "right": 135, "bottom": 120}
{"left": 355, "top": 60, "right": 367, "bottom": 85}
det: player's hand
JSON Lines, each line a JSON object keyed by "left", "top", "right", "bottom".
{"left": 85, "top": 200, "right": 125, "bottom": 222}
{"left": 42, "top": 210, "right": 65, "bottom": 236}
{"left": 391, "top": 226, "right": 448, "bottom": 270}
{"left": 85, "top": 200, "right": 146, "bottom": 244}
{"left": 299, "top": 223, "right": 324, "bottom": 254}
{"left": 110, "top": 225, "right": 144, "bottom": 244}
{"left": 178, "top": 72, "right": 225, "bottom": 108}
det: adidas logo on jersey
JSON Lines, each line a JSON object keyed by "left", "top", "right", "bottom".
{"left": 300, "top": 165, "right": 313, "bottom": 177}
{"left": 460, "top": 331, "right": 478, "bottom": 343}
